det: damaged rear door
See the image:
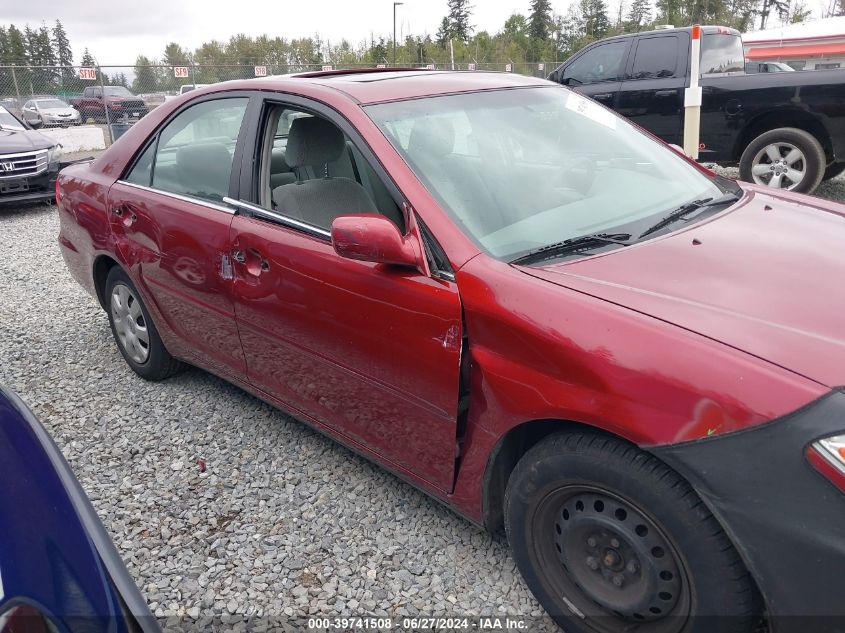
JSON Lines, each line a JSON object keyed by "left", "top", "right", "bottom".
{"left": 107, "top": 96, "right": 250, "bottom": 377}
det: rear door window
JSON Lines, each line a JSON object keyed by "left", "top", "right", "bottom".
{"left": 125, "top": 98, "right": 248, "bottom": 202}
{"left": 629, "top": 36, "right": 679, "bottom": 79}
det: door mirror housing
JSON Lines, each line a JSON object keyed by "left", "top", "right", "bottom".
{"left": 331, "top": 214, "right": 423, "bottom": 271}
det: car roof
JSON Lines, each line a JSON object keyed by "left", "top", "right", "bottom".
{"left": 249, "top": 69, "right": 549, "bottom": 105}
{"left": 597, "top": 24, "right": 741, "bottom": 42}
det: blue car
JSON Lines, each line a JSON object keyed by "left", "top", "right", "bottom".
{"left": 0, "top": 384, "right": 158, "bottom": 633}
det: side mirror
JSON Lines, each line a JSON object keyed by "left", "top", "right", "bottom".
{"left": 331, "top": 214, "right": 423, "bottom": 271}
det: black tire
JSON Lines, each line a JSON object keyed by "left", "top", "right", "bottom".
{"left": 104, "top": 266, "right": 183, "bottom": 381}
{"left": 739, "top": 127, "right": 825, "bottom": 194}
{"left": 504, "top": 433, "right": 758, "bottom": 633}
{"left": 823, "top": 161, "right": 845, "bottom": 181}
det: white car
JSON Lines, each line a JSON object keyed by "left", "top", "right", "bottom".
{"left": 164, "top": 84, "right": 211, "bottom": 103}
{"left": 21, "top": 98, "right": 81, "bottom": 128}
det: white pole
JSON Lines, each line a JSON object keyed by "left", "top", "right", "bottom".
{"left": 683, "top": 25, "right": 703, "bottom": 160}
{"left": 450, "top": 39, "right": 455, "bottom": 70}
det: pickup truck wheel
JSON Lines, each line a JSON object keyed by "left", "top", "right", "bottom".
{"left": 823, "top": 162, "right": 845, "bottom": 181}
{"left": 504, "top": 433, "right": 757, "bottom": 633}
{"left": 740, "top": 127, "right": 825, "bottom": 194}
{"left": 105, "top": 267, "right": 183, "bottom": 381}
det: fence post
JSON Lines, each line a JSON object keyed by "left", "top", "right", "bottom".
{"left": 99, "top": 64, "right": 114, "bottom": 145}
{"left": 10, "top": 64, "right": 21, "bottom": 109}
{"left": 190, "top": 61, "right": 197, "bottom": 88}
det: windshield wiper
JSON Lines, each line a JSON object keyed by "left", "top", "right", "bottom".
{"left": 510, "top": 232, "right": 631, "bottom": 265}
{"left": 639, "top": 193, "right": 740, "bottom": 239}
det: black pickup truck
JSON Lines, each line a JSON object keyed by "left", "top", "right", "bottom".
{"left": 548, "top": 26, "right": 845, "bottom": 193}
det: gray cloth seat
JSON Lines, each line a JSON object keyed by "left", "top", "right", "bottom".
{"left": 171, "top": 142, "right": 232, "bottom": 201}
{"left": 272, "top": 117, "right": 377, "bottom": 230}
{"left": 407, "top": 118, "right": 504, "bottom": 236}
{"left": 269, "top": 148, "right": 296, "bottom": 190}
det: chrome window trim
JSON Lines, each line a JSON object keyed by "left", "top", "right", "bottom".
{"left": 116, "top": 180, "right": 236, "bottom": 214}
{"left": 223, "top": 197, "right": 332, "bottom": 239}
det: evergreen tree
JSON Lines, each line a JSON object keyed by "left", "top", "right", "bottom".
{"left": 654, "top": 0, "right": 685, "bottom": 25}
{"left": 23, "top": 25, "right": 36, "bottom": 62}
{"left": 80, "top": 47, "right": 95, "bottom": 66}
{"left": 580, "top": 0, "right": 612, "bottom": 39}
{"left": 447, "top": 0, "right": 473, "bottom": 42}
{"left": 30, "top": 23, "right": 57, "bottom": 93}
{"left": 5, "top": 26, "right": 28, "bottom": 64}
{"left": 627, "top": 0, "right": 652, "bottom": 30}
{"left": 436, "top": 17, "right": 452, "bottom": 45}
{"left": 51, "top": 19, "right": 74, "bottom": 90}
{"left": 79, "top": 47, "right": 100, "bottom": 83}
{"left": 133, "top": 55, "right": 158, "bottom": 92}
{"left": 529, "top": 0, "right": 554, "bottom": 40}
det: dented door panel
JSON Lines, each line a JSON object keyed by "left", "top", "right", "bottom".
{"left": 107, "top": 181, "right": 245, "bottom": 376}
{"left": 229, "top": 214, "right": 463, "bottom": 491}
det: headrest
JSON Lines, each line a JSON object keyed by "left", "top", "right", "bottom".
{"left": 176, "top": 142, "right": 232, "bottom": 180}
{"left": 409, "top": 117, "right": 455, "bottom": 158}
{"left": 285, "top": 116, "right": 345, "bottom": 168}
{"left": 270, "top": 148, "right": 290, "bottom": 172}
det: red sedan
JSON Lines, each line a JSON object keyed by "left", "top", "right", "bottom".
{"left": 57, "top": 69, "right": 845, "bottom": 633}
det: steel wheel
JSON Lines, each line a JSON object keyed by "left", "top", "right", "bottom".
{"left": 749, "top": 142, "right": 807, "bottom": 190}
{"left": 110, "top": 283, "right": 150, "bottom": 364}
{"left": 533, "top": 485, "right": 691, "bottom": 633}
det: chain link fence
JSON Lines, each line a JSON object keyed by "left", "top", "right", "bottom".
{"left": 0, "top": 62, "right": 561, "bottom": 147}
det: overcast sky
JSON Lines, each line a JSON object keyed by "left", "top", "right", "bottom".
{"left": 4, "top": 0, "right": 534, "bottom": 65}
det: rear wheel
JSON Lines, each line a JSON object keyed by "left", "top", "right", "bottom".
{"left": 504, "top": 433, "right": 758, "bottom": 633}
{"left": 739, "top": 127, "right": 825, "bottom": 194}
{"left": 105, "top": 267, "right": 183, "bottom": 381}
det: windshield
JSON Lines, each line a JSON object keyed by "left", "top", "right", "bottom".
{"left": 0, "top": 107, "right": 26, "bottom": 131}
{"left": 104, "top": 86, "right": 132, "bottom": 96}
{"left": 367, "top": 87, "right": 725, "bottom": 260}
{"left": 36, "top": 99, "right": 68, "bottom": 109}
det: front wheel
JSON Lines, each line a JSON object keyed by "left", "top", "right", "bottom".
{"left": 504, "top": 433, "right": 758, "bottom": 633}
{"left": 105, "top": 266, "right": 183, "bottom": 381}
{"left": 823, "top": 162, "right": 845, "bottom": 181}
{"left": 739, "top": 127, "right": 825, "bottom": 194}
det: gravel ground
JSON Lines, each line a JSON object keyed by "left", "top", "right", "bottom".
{"left": 1, "top": 172, "right": 842, "bottom": 629}
{"left": 712, "top": 166, "right": 845, "bottom": 202}
{"left": 0, "top": 206, "right": 558, "bottom": 629}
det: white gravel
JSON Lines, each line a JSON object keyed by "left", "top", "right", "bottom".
{"left": 711, "top": 166, "right": 845, "bottom": 203}
{"left": 0, "top": 205, "right": 558, "bottom": 628}
{"left": 1, "top": 171, "right": 842, "bottom": 627}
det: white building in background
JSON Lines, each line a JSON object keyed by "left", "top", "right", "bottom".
{"left": 743, "top": 16, "right": 845, "bottom": 70}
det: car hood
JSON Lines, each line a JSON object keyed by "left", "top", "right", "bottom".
{"left": 42, "top": 107, "right": 76, "bottom": 116}
{"left": 0, "top": 127, "right": 53, "bottom": 152}
{"left": 521, "top": 185, "right": 845, "bottom": 387}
